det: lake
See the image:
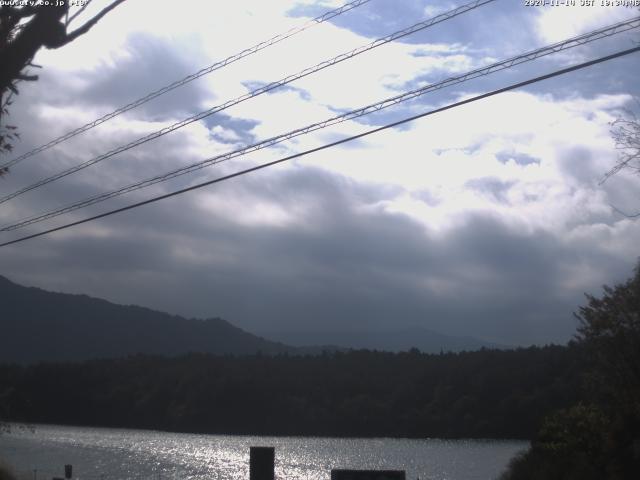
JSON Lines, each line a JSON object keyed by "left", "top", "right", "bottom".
{"left": 0, "top": 424, "right": 527, "bottom": 480}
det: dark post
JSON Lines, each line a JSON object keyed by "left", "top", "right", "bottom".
{"left": 250, "top": 446, "right": 275, "bottom": 480}
{"left": 64, "top": 465, "right": 72, "bottom": 479}
{"left": 331, "top": 470, "right": 405, "bottom": 480}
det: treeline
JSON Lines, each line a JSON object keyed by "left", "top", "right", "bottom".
{"left": 0, "top": 345, "right": 588, "bottom": 439}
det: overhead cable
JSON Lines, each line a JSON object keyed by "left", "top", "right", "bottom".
{"left": 2, "top": 16, "right": 639, "bottom": 232}
{"left": 0, "top": 0, "right": 374, "bottom": 171}
{"left": 0, "top": 0, "right": 498, "bottom": 205}
{"left": 1, "top": 45, "right": 637, "bottom": 248}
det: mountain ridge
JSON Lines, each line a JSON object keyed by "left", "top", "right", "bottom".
{"left": 0, "top": 275, "right": 293, "bottom": 363}
{"left": 264, "top": 327, "right": 508, "bottom": 353}
{"left": 1, "top": 275, "right": 506, "bottom": 363}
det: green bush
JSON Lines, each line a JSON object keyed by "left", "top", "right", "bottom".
{"left": 500, "top": 264, "right": 640, "bottom": 479}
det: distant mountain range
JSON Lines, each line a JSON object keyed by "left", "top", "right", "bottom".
{"left": 265, "top": 328, "right": 507, "bottom": 353}
{"left": 1, "top": 275, "right": 505, "bottom": 363}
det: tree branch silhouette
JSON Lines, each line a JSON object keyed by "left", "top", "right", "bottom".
{"left": 0, "top": 1, "right": 127, "bottom": 173}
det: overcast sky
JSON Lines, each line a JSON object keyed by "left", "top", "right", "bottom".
{"left": 1, "top": 0, "right": 639, "bottom": 345}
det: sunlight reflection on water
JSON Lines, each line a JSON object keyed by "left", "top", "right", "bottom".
{"left": 0, "top": 424, "right": 527, "bottom": 480}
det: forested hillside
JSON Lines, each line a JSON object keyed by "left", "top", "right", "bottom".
{"left": 0, "top": 345, "right": 586, "bottom": 439}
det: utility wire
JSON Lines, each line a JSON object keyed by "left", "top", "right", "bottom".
{"left": 3, "top": 16, "right": 639, "bottom": 232}
{"left": 0, "top": 0, "right": 374, "bottom": 171}
{"left": 0, "top": 0, "right": 498, "bottom": 205}
{"left": 1, "top": 45, "right": 638, "bottom": 249}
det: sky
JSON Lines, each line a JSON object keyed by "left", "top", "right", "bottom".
{"left": 1, "top": 0, "right": 639, "bottom": 346}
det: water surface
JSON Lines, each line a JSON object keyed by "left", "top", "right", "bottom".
{"left": 0, "top": 424, "right": 526, "bottom": 480}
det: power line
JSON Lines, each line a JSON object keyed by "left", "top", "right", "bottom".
{"left": 3, "top": 16, "right": 638, "bottom": 232}
{"left": 0, "top": 0, "right": 374, "bottom": 171}
{"left": 0, "top": 0, "right": 498, "bottom": 205}
{"left": 1, "top": 45, "right": 638, "bottom": 249}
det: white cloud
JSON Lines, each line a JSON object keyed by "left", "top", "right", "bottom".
{"left": 14, "top": 1, "right": 640, "bottom": 243}
{"left": 535, "top": 3, "right": 637, "bottom": 43}
{"left": 295, "top": 91, "right": 638, "bottom": 236}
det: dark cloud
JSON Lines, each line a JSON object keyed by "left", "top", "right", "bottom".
{"left": 557, "top": 146, "right": 601, "bottom": 185}
{"left": 241, "top": 81, "right": 313, "bottom": 102}
{"left": 1, "top": 0, "right": 638, "bottom": 352}
{"left": 1, "top": 163, "right": 635, "bottom": 345}
{"left": 74, "top": 33, "right": 213, "bottom": 121}
{"left": 203, "top": 113, "right": 260, "bottom": 145}
{"left": 465, "top": 177, "right": 516, "bottom": 203}
{"left": 496, "top": 151, "right": 540, "bottom": 166}
{"left": 411, "top": 189, "right": 441, "bottom": 206}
